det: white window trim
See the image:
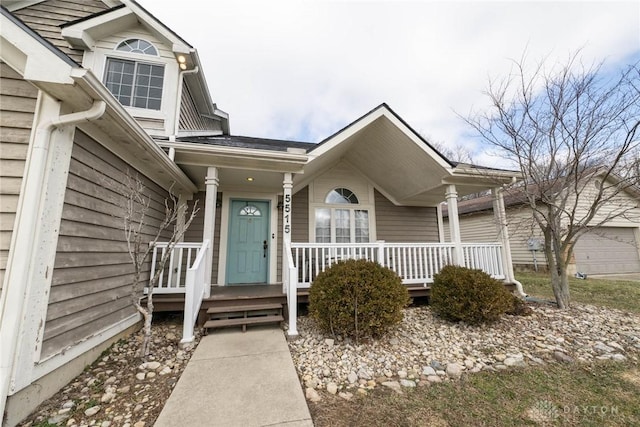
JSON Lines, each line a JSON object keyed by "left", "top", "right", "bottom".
{"left": 104, "top": 56, "right": 165, "bottom": 112}
{"left": 308, "top": 182, "right": 377, "bottom": 243}
{"left": 115, "top": 38, "right": 159, "bottom": 56}
{"left": 83, "top": 42, "right": 180, "bottom": 134}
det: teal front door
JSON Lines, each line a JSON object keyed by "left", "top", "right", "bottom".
{"left": 227, "top": 200, "right": 270, "bottom": 284}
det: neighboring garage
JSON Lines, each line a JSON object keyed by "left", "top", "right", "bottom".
{"left": 574, "top": 227, "right": 640, "bottom": 275}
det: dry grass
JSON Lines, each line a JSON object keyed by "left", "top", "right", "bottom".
{"left": 309, "top": 361, "right": 640, "bottom": 426}
{"left": 516, "top": 272, "right": 640, "bottom": 313}
{"left": 309, "top": 276, "right": 640, "bottom": 426}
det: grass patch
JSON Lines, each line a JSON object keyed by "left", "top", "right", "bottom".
{"left": 310, "top": 361, "right": 640, "bottom": 426}
{"left": 516, "top": 272, "right": 640, "bottom": 314}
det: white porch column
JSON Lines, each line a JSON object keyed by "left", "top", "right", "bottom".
{"left": 436, "top": 202, "right": 445, "bottom": 243}
{"left": 445, "top": 184, "right": 464, "bottom": 266}
{"left": 202, "top": 167, "right": 219, "bottom": 297}
{"left": 492, "top": 187, "right": 515, "bottom": 282}
{"left": 282, "top": 173, "right": 299, "bottom": 336}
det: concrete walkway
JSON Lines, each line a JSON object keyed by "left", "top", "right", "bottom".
{"left": 154, "top": 326, "right": 313, "bottom": 427}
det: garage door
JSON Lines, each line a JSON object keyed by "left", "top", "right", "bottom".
{"left": 574, "top": 227, "right": 640, "bottom": 275}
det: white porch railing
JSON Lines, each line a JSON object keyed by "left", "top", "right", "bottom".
{"left": 149, "top": 242, "right": 205, "bottom": 293}
{"left": 290, "top": 241, "right": 505, "bottom": 287}
{"left": 181, "top": 240, "right": 209, "bottom": 344}
{"left": 286, "top": 241, "right": 505, "bottom": 335}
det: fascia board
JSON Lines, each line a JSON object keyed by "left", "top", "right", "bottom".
{"left": 71, "top": 68, "right": 198, "bottom": 194}
{"left": 122, "top": 0, "right": 192, "bottom": 52}
{"left": 2, "top": 0, "right": 45, "bottom": 12}
{"left": 0, "top": 16, "right": 74, "bottom": 84}
{"left": 307, "top": 105, "right": 453, "bottom": 172}
{"left": 160, "top": 141, "right": 308, "bottom": 171}
{"left": 61, "top": 7, "right": 135, "bottom": 49}
{"left": 307, "top": 108, "right": 385, "bottom": 160}
{"left": 381, "top": 108, "right": 453, "bottom": 170}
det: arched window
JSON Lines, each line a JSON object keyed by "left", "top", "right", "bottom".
{"left": 315, "top": 188, "right": 369, "bottom": 243}
{"left": 115, "top": 39, "right": 158, "bottom": 56}
{"left": 239, "top": 205, "right": 262, "bottom": 216}
{"left": 104, "top": 39, "right": 164, "bottom": 110}
{"left": 325, "top": 188, "right": 359, "bottom": 204}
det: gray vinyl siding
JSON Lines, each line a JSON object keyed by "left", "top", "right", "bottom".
{"left": 292, "top": 186, "right": 310, "bottom": 243}
{"left": 44, "top": 130, "right": 171, "bottom": 358}
{"left": 183, "top": 191, "right": 222, "bottom": 284}
{"left": 277, "top": 186, "right": 309, "bottom": 282}
{"left": 0, "top": 62, "right": 38, "bottom": 294}
{"left": 12, "top": 0, "right": 109, "bottom": 64}
{"left": 374, "top": 190, "right": 438, "bottom": 242}
{"left": 178, "top": 82, "right": 223, "bottom": 133}
{"left": 447, "top": 208, "right": 547, "bottom": 268}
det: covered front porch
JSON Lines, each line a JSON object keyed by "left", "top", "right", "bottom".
{"left": 150, "top": 104, "right": 522, "bottom": 343}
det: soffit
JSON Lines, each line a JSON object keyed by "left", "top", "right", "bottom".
{"left": 301, "top": 114, "right": 453, "bottom": 206}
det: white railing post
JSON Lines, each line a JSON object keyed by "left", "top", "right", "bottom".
{"left": 376, "top": 240, "right": 385, "bottom": 266}
{"left": 284, "top": 240, "right": 298, "bottom": 336}
{"left": 181, "top": 239, "right": 210, "bottom": 345}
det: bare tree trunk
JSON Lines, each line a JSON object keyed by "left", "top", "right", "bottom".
{"left": 134, "top": 295, "right": 154, "bottom": 358}
{"left": 118, "top": 172, "right": 198, "bottom": 361}
{"left": 551, "top": 264, "right": 571, "bottom": 309}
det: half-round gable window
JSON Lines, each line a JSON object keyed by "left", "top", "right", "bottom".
{"left": 325, "top": 188, "right": 359, "bottom": 204}
{"left": 239, "top": 205, "right": 262, "bottom": 216}
{"left": 115, "top": 39, "right": 158, "bottom": 56}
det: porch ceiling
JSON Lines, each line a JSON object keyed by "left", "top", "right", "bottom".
{"left": 300, "top": 109, "right": 520, "bottom": 206}
{"left": 163, "top": 141, "right": 308, "bottom": 191}
{"left": 301, "top": 113, "right": 517, "bottom": 206}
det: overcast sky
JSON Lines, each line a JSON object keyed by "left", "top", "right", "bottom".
{"left": 137, "top": 0, "right": 639, "bottom": 166}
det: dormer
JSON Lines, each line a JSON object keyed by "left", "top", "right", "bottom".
{"left": 58, "top": 0, "right": 228, "bottom": 138}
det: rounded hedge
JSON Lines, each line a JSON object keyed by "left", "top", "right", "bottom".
{"left": 430, "top": 265, "right": 513, "bottom": 325}
{"left": 308, "top": 259, "right": 410, "bottom": 340}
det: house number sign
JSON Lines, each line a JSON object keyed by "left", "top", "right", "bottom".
{"left": 283, "top": 193, "right": 291, "bottom": 234}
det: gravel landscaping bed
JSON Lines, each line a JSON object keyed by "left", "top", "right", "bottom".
{"left": 19, "top": 315, "right": 201, "bottom": 427}
{"left": 16, "top": 301, "right": 640, "bottom": 425}
{"left": 287, "top": 302, "right": 640, "bottom": 401}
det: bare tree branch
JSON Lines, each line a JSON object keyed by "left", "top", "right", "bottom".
{"left": 465, "top": 51, "right": 640, "bottom": 308}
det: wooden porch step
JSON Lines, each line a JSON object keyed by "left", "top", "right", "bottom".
{"left": 206, "top": 302, "right": 283, "bottom": 314}
{"left": 203, "top": 314, "right": 285, "bottom": 331}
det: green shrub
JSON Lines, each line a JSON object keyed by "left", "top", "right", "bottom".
{"left": 431, "top": 265, "right": 513, "bottom": 325}
{"left": 308, "top": 259, "right": 410, "bottom": 340}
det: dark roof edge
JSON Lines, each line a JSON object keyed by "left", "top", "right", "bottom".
{"left": 309, "top": 102, "right": 456, "bottom": 168}
{"left": 129, "top": 0, "right": 193, "bottom": 49}
{"left": 58, "top": 2, "right": 193, "bottom": 49}
{"left": 60, "top": 4, "right": 126, "bottom": 28}
{"left": 1, "top": 6, "right": 80, "bottom": 68}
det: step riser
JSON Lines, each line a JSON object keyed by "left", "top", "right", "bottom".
{"left": 204, "top": 315, "right": 285, "bottom": 333}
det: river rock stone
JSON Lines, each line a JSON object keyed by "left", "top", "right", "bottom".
{"left": 446, "top": 363, "right": 462, "bottom": 379}
{"left": 84, "top": 406, "right": 101, "bottom": 417}
{"left": 382, "top": 381, "right": 403, "bottom": 394}
{"left": 326, "top": 382, "right": 338, "bottom": 394}
{"left": 305, "top": 387, "right": 321, "bottom": 402}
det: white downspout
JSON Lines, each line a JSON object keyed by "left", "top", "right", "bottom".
{"left": 0, "top": 100, "right": 106, "bottom": 419}
{"left": 493, "top": 185, "right": 527, "bottom": 298}
{"left": 170, "top": 66, "right": 199, "bottom": 142}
